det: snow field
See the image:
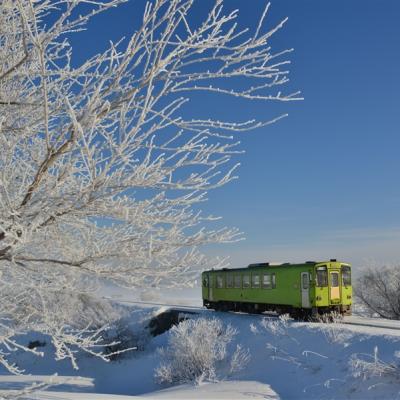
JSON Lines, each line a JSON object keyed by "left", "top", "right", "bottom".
{"left": 2, "top": 302, "right": 400, "bottom": 399}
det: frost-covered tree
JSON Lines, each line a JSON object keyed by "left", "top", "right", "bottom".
{"left": 155, "top": 317, "right": 249, "bottom": 384}
{"left": 0, "top": 0, "right": 299, "bottom": 371}
{"left": 355, "top": 266, "right": 400, "bottom": 319}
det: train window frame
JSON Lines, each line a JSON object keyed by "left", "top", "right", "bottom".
{"left": 234, "top": 274, "right": 241, "bottom": 288}
{"left": 243, "top": 274, "right": 250, "bottom": 288}
{"left": 316, "top": 266, "right": 328, "bottom": 287}
{"left": 203, "top": 275, "right": 209, "bottom": 287}
{"left": 252, "top": 273, "right": 260, "bottom": 288}
{"left": 216, "top": 275, "right": 224, "bottom": 289}
{"left": 262, "top": 273, "right": 272, "bottom": 289}
{"left": 226, "top": 273, "right": 234, "bottom": 288}
{"left": 342, "top": 266, "right": 351, "bottom": 287}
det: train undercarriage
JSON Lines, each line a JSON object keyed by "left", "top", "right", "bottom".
{"left": 203, "top": 300, "right": 352, "bottom": 318}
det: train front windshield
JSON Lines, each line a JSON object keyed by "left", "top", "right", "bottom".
{"left": 342, "top": 265, "right": 351, "bottom": 286}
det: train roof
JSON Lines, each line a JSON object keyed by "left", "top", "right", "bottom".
{"left": 203, "top": 260, "right": 350, "bottom": 274}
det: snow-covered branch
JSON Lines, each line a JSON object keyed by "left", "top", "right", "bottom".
{"left": 0, "top": 0, "right": 298, "bottom": 371}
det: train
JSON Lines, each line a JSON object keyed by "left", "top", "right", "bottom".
{"left": 201, "top": 259, "right": 352, "bottom": 317}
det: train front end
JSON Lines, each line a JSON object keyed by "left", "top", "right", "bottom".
{"left": 314, "top": 260, "right": 352, "bottom": 315}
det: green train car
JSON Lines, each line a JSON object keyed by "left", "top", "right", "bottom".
{"left": 201, "top": 259, "right": 352, "bottom": 317}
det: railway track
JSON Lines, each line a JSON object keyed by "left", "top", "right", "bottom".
{"left": 341, "top": 316, "right": 400, "bottom": 331}
{"left": 103, "top": 296, "right": 400, "bottom": 332}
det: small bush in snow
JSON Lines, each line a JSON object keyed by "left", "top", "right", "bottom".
{"left": 260, "top": 314, "right": 291, "bottom": 336}
{"left": 349, "top": 346, "right": 398, "bottom": 380}
{"left": 229, "top": 344, "right": 251, "bottom": 374}
{"left": 316, "top": 311, "right": 343, "bottom": 324}
{"left": 316, "top": 312, "right": 352, "bottom": 346}
{"left": 155, "top": 317, "right": 250, "bottom": 384}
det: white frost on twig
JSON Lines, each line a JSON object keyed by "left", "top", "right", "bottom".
{"left": 0, "top": 0, "right": 298, "bottom": 371}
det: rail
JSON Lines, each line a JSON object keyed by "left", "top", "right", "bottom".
{"left": 103, "top": 297, "right": 400, "bottom": 332}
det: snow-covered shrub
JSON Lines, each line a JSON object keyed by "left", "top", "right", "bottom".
{"left": 316, "top": 312, "right": 352, "bottom": 346}
{"left": 260, "top": 314, "right": 291, "bottom": 336}
{"left": 155, "top": 317, "right": 249, "bottom": 384}
{"left": 249, "top": 323, "right": 259, "bottom": 335}
{"left": 316, "top": 311, "right": 343, "bottom": 324}
{"left": 350, "top": 346, "right": 398, "bottom": 380}
{"left": 229, "top": 344, "right": 251, "bottom": 375}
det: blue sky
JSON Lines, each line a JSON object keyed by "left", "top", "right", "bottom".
{"left": 207, "top": 0, "right": 400, "bottom": 271}
{"left": 69, "top": 0, "right": 400, "bottom": 271}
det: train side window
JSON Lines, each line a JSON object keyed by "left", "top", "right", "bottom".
{"left": 316, "top": 266, "right": 328, "bottom": 287}
{"left": 262, "top": 274, "right": 271, "bottom": 289}
{"left": 234, "top": 274, "right": 241, "bottom": 288}
{"left": 252, "top": 273, "right": 260, "bottom": 288}
{"left": 226, "top": 274, "right": 233, "bottom": 288}
{"left": 243, "top": 274, "right": 250, "bottom": 288}
{"left": 216, "top": 275, "right": 224, "bottom": 288}
{"left": 272, "top": 273, "right": 276, "bottom": 289}
{"left": 203, "top": 275, "right": 208, "bottom": 287}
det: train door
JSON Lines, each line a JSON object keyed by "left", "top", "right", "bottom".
{"left": 330, "top": 270, "right": 340, "bottom": 301}
{"left": 301, "top": 272, "right": 310, "bottom": 308}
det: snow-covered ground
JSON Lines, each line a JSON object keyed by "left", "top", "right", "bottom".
{"left": 100, "top": 282, "right": 203, "bottom": 307}
{"left": 2, "top": 288, "right": 400, "bottom": 399}
{"left": 11, "top": 380, "right": 278, "bottom": 399}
